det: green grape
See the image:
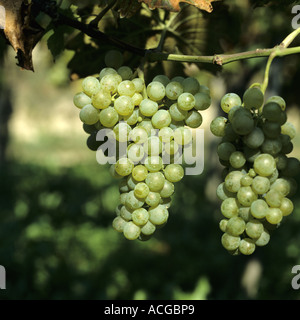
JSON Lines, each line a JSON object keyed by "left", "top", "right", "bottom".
{"left": 241, "top": 175, "right": 253, "bottom": 187}
{"left": 145, "top": 191, "right": 161, "bottom": 207}
{"left": 82, "top": 76, "right": 101, "bottom": 96}
{"left": 99, "top": 106, "right": 119, "bottom": 127}
{"left": 237, "top": 186, "right": 257, "bottom": 207}
{"left": 255, "top": 228, "right": 270, "bottom": 247}
{"left": 262, "top": 121, "right": 281, "bottom": 139}
{"left": 79, "top": 104, "right": 100, "bottom": 125}
{"left": 217, "top": 142, "right": 236, "bottom": 161}
{"left": 228, "top": 105, "right": 242, "bottom": 122}
{"left": 169, "top": 103, "right": 188, "bottom": 122}
{"left": 280, "top": 197, "right": 294, "bottom": 216}
{"left": 151, "top": 110, "right": 172, "bottom": 129}
{"left": 117, "top": 66, "right": 133, "bottom": 80}
{"left": 231, "top": 109, "right": 254, "bottom": 135}
{"left": 177, "top": 93, "right": 196, "bottom": 111}
{"left": 113, "top": 122, "right": 131, "bottom": 142}
{"left": 275, "top": 153, "right": 288, "bottom": 170}
{"left": 210, "top": 116, "right": 227, "bottom": 137}
{"left": 120, "top": 193, "right": 128, "bottom": 205}
{"left": 73, "top": 92, "right": 92, "bottom": 109}
{"left": 139, "top": 99, "right": 158, "bottom": 117}
{"left": 132, "top": 208, "right": 149, "bottom": 226}
{"left": 99, "top": 67, "right": 118, "bottom": 80}
{"left": 165, "top": 81, "right": 184, "bottom": 100}
{"left": 221, "top": 93, "right": 242, "bottom": 113}
{"left": 146, "top": 136, "right": 163, "bottom": 156}
{"left": 281, "top": 157, "right": 300, "bottom": 177}
{"left": 280, "top": 134, "right": 293, "bottom": 154}
{"left": 261, "top": 138, "right": 282, "bottom": 156}
{"left": 160, "top": 180, "right": 175, "bottom": 198}
{"left": 127, "top": 143, "right": 145, "bottom": 162}
{"left": 253, "top": 154, "right": 276, "bottom": 177}
{"left": 164, "top": 164, "right": 184, "bottom": 183}
{"left": 104, "top": 50, "right": 124, "bottom": 69}
{"left": 141, "top": 221, "right": 156, "bottom": 236}
{"left": 221, "top": 233, "right": 240, "bottom": 251}
{"left": 149, "top": 205, "right": 169, "bottom": 225}
{"left": 117, "top": 80, "right": 136, "bottom": 97}
{"left": 169, "top": 120, "right": 185, "bottom": 130}
{"left": 83, "top": 123, "right": 97, "bottom": 134}
{"left": 199, "top": 85, "right": 210, "bottom": 95}
{"left": 248, "top": 168, "right": 256, "bottom": 178}
{"left": 127, "top": 174, "right": 139, "bottom": 190}
{"left": 132, "top": 78, "right": 144, "bottom": 93}
{"left": 139, "top": 119, "right": 154, "bottom": 135}
{"left": 226, "top": 216, "right": 246, "bottom": 236}
{"left": 251, "top": 176, "right": 270, "bottom": 195}
{"left": 131, "top": 93, "right": 143, "bottom": 106}
{"left": 238, "top": 206, "right": 252, "bottom": 222}
{"left": 243, "top": 87, "right": 264, "bottom": 110}
{"left": 194, "top": 92, "right": 211, "bottom": 111}
{"left": 163, "top": 140, "right": 179, "bottom": 156}
{"left": 219, "top": 219, "right": 228, "bottom": 232}
{"left": 123, "top": 107, "right": 139, "bottom": 125}
{"left": 144, "top": 156, "right": 163, "bottom": 172}
{"left": 266, "top": 96, "right": 286, "bottom": 111}
{"left": 171, "top": 76, "right": 184, "bottom": 83}
{"left": 112, "top": 216, "right": 127, "bottom": 232}
{"left": 115, "top": 158, "right": 134, "bottom": 176}
{"left": 184, "top": 110, "right": 203, "bottom": 128}
{"left": 120, "top": 205, "right": 133, "bottom": 221}
{"left": 216, "top": 182, "right": 236, "bottom": 201}
{"left": 266, "top": 207, "right": 283, "bottom": 224}
{"left": 125, "top": 190, "right": 144, "bottom": 210}
{"left": 100, "top": 74, "right": 121, "bottom": 94}
{"left": 159, "top": 127, "right": 174, "bottom": 142}
{"left": 245, "top": 219, "right": 264, "bottom": 239}
{"left": 281, "top": 122, "right": 296, "bottom": 139}
{"left": 243, "top": 147, "right": 261, "bottom": 163}
{"left": 119, "top": 178, "right": 130, "bottom": 193}
{"left": 250, "top": 199, "right": 269, "bottom": 219}
{"left": 86, "top": 132, "right": 101, "bottom": 151}
{"left": 132, "top": 165, "right": 148, "bottom": 181}
{"left": 270, "top": 178, "right": 290, "bottom": 197}
{"left": 182, "top": 77, "right": 200, "bottom": 94}
{"left": 229, "top": 151, "right": 246, "bottom": 169}
{"left": 173, "top": 127, "right": 193, "bottom": 146}
{"left": 114, "top": 96, "right": 134, "bottom": 116}
{"left": 265, "top": 189, "right": 283, "bottom": 208}
{"left": 262, "top": 102, "right": 283, "bottom": 122}
{"left": 123, "top": 221, "right": 141, "bottom": 240}
{"left": 91, "top": 89, "right": 111, "bottom": 109}
{"left": 129, "top": 126, "right": 148, "bottom": 144}
{"left": 153, "top": 75, "right": 170, "bottom": 87}
{"left": 145, "top": 172, "right": 165, "bottom": 192}
{"left": 221, "top": 197, "right": 239, "bottom": 218}
{"left": 243, "top": 127, "right": 265, "bottom": 149}
{"left": 239, "top": 238, "right": 256, "bottom": 255}
{"left": 224, "top": 171, "right": 244, "bottom": 193}
{"left": 147, "top": 81, "right": 166, "bottom": 101}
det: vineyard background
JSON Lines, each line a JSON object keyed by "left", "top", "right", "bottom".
{"left": 0, "top": 0, "right": 300, "bottom": 299}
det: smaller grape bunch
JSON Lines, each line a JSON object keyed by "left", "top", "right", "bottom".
{"left": 211, "top": 86, "right": 299, "bottom": 255}
{"left": 73, "top": 50, "right": 211, "bottom": 241}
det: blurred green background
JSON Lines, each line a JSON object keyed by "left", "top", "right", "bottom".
{"left": 0, "top": 1, "right": 300, "bottom": 300}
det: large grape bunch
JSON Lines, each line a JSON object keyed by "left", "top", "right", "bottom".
{"left": 73, "top": 50, "right": 211, "bottom": 241}
{"left": 211, "top": 86, "right": 300, "bottom": 255}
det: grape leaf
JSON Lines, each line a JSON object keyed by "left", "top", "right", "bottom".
{"left": 0, "top": 0, "right": 44, "bottom": 71}
{"left": 138, "top": 0, "right": 220, "bottom": 12}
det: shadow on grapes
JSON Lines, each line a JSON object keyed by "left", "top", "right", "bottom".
{"left": 0, "top": 161, "right": 299, "bottom": 300}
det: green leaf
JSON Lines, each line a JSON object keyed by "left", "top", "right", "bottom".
{"left": 47, "top": 28, "right": 65, "bottom": 60}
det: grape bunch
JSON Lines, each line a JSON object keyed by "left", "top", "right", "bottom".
{"left": 73, "top": 50, "right": 211, "bottom": 241}
{"left": 211, "top": 86, "right": 299, "bottom": 255}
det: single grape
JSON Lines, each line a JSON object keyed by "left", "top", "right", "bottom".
{"left": 146, "top": 136, "right": 163, "bottom": 156}
{"left": 82, "top": 76, "right": 101, "bottom": 96}
{"left": 266, "top": 96, "right": 286, "bottom": 111}
{"left": 194, "top": 92, "right": 211, "bottom": 111}
{"left": 261, "top": 138, "right": 282, "bottom": 156}
{"left": 221, "top": 93, "right": 242, "bottom": 113}
{"left": 185, "top": 110, "right": 203, "bottom": 128}
{"left": 239, "top": 238, "right": 256, "bottom": 255}
{"left": 255, "top": 228, "right": 270, "bottom": 247}
{"left": 144, "top": 156, "right": 163, "bottom": 172}
{"left": 115, "top": 158, "right": 134, "bottom": 176}
{"left": 104, "top": 50, "right": 124, "bottom": 69}
{"left": 251, "top": 176, "right": 270, "bottom": 195}
{"left": 169, "top": 103, "right": 188, "bottom": 122}
{"left": 280, "top": 197, "right": 294, "bottom": 216}
{"left": 265, "top": 189, "right": 283, "bottom": 208}
{"left": 243, "top": 127, "right": 265, "bottom": 149}
{"left": 173, "top": 127, "right": 193, "bottom": 146}
{"left": 99, "top": 106, "right": 119, "bottom": 127}
{"left": 165, "top": 81, "right": 184, "bottom": 100}
{"left": 141, "top": 220, "right": 156, "bottom": 236}
{"left": 164, "top": 164, "right": 184, "bottom": 183}
{"left": 123, "top": 221, "right": 141, "bottom": 240}
{"left": 160, "top": 180, "right": 175, "bottom": 198}
{"left": 210, "top": 116, "right": 227, "bottom": 137}
{"left": 125, "top": 190, "right": 144, "bottom": 210}
{"left": 219, "top": 219, "right": 228, "bottom": 232}
{"left": 114, "top": 96, "right": 134, "bottom": 116}
{"left": 147, "top": 81, "right": 166, "bottom": 101}
{"left": 216, "top": 182, "right": 236, "bottom": 201}
{"left": 226, "top": 216, "right": 246, "bottom": 236}
{"left": 245, "top": 219, "right": 264, "bottom": 239}
{"left": 145, "top": 172, "right": 165, "bottom": 192}
{"left": 182, "top": 77, "right": 200, "bottom": 95}
{"left": 221, "top": 233, "right": 240, "bottom": 251}
{"left": 120, "top": 205, "right": 133, "bottom": 221}
{"left": 79, "top": 104, "right": 100, "bottom": 125}
{"left": 270, "top": 178, "right": 290, "bottom": 197}
{"left": 117, "top": 66, "right": 133, "bottom": 80}
{"left": 100, "top": 74, "right": 120, "bottom": 94}
{"left": 250, "top": 199, "right": 269, "bottom": 219}
{"left": 266, "top": 207, "right": 283, "bottom": 224}
{"left": 149, "top": 205, "right": 169, "bottom": 225}
{"left": 237, "top": 186, "right": 258, "bottom": 207}
{"left": 129, "top": 126, "right": 148, "bottom": 144}
{"left": 99, "top": 67, "right": 118, "bottom": 80}
{"left": 118, "top": 80, "right": 136, "bottom": 97}
{"left": 241, "top": 175, "right": 253, "bottom": 187}
{"left": 158, "top": 127, "right": 174, "bottom": 143}
{"left": 139, "top": 99, "right": 158, "bottom": 117}
{"left": 112, "top": 216, "right": 127, "bottom": 232}
{"left": 145, "top": 191, "right": 161, "bottom": 207}
{"left": 132, "top": 165, "right": 148, "bottom": 182}
{"left": 132, "top": 208, "right": 149, "bottom": 226}
{"left": 224, "top": 170, "right": 244, "bottom": 193}
{"left": 221, "top": 197, "right": 239, "bottom": 218}
{"left": 177, "top": 93, "right": 196, "bottom": 111}
{"left": 217, "top": 142, "right": 236, "bottom": 161}
{"left": 152, "top": 75, "right": 170, "bottom": 87}
{"left": 73, "top": 92, "right": 92, "bottom": 109}
{"left": 253, "top": 154, "right": 276, "bottom": 177}
{"left": 281, "top": 122, "right": 296, "bottom": 139}
{"left": 243, "top": 87, "right": 264, "bottom": 110}
{"left": 132, "top": 78, "right": 144, "bottom": 93}
{"left": 262, "top": 102, "right": 283, "bottom": 122}
{"left": 229, "top": 151, "right": 246, "bottom": 169}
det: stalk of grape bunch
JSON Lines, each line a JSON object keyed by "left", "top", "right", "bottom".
{"left": 73, "top": 50, "right": 211, "bottom": 241}
{"left": 211, "top": 86, "right": 299, "bottom": 255}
